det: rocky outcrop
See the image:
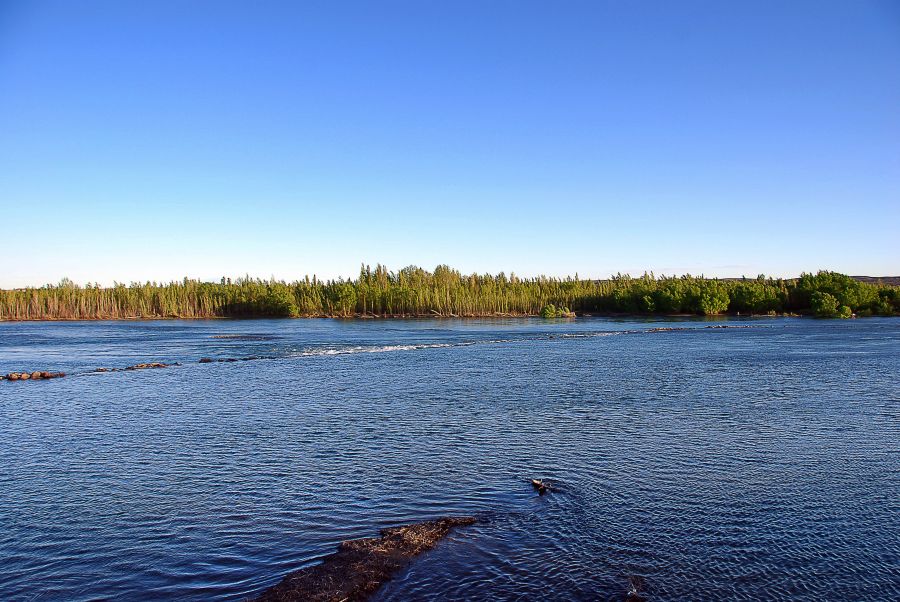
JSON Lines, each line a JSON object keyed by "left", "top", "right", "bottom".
{"left": 253, "top": 517, "right": 476, "bottom": 602}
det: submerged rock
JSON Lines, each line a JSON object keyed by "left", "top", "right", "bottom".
{"left": 254, "top": 516, "right": 476, "bottom": 602}
{"left": 625, "top": 575, "right": 648, "bottom": 601}
{"left": 93, "top": 362, "right": 180, "bottom": 373}
{"left": 196, "top": 355, "right": 276, "bottom": 366}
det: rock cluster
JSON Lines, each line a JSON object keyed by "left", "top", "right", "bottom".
{"left": 2, "top": 371, "right": 66, "bottom": 381}
{"left": 125, "top": 362, "right": 170, "bottom": 370}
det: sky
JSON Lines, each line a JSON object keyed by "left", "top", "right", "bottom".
{"left": 1, "top": 0, "right": 898, "bottom": 287}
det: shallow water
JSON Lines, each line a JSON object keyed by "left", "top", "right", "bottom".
{"left": 1, "top": 317, "right": 898, "bottom": 601}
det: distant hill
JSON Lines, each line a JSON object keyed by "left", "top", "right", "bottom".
{"left": 711, "top": 276, "right": 900, "bottom": 286}
{"left": 852, "top": 276, "right": 900, "bottom": 286}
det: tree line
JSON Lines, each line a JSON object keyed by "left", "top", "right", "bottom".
{"left": 1, "top": 266, "right": 897, "bottom": 320}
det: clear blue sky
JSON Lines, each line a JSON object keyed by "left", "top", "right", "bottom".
{"left": 1, "top": 1, "right": 898, "bottom": 287}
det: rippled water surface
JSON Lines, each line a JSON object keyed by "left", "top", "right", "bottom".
{"left": 1, "top": 317, "right": 898, "bottom": 601}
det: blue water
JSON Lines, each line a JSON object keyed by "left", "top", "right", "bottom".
{"left": 0, "top": 317, "right": 898, "bottom": 601}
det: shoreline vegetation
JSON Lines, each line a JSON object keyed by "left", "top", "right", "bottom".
{"left": 1, "top": 266, "right": 898, "bottom": 322}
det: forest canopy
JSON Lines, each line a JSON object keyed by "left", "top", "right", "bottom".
{"left": 1, "top": 267, "right": 898, "bottom": 320}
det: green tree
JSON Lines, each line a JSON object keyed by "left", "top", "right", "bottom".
{"left": 811, "top": 291, "right": 840, "bottom": 317}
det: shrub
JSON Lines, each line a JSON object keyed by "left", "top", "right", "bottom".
{"left": 540, "top": 304, "right": 573, "bottom": 318}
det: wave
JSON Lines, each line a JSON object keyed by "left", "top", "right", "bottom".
{"left": 291, "top": 343, "right": 462, "bottom": 357}
{"left": 286, "top": 331, "right": 641, "bottom": 358}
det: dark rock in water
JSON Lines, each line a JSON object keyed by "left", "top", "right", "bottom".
{"left": 253, "top": 516, "right": 476, "bottom": 602}
{"left": 97, "top": 363, "right": 177, "bottom": 373}
{"left": 198, "top": 355, "right": 270, "bottom": 364}
{"left": 531, "top": 478, "right": 552, "bottom": 495}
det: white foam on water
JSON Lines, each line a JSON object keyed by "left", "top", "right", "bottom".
{"left": 292, "top": 343, "right": 458, "bottom": 357}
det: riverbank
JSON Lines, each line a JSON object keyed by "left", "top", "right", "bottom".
{"left": 0, "top": 310, "right": 829, "bottom": 322}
